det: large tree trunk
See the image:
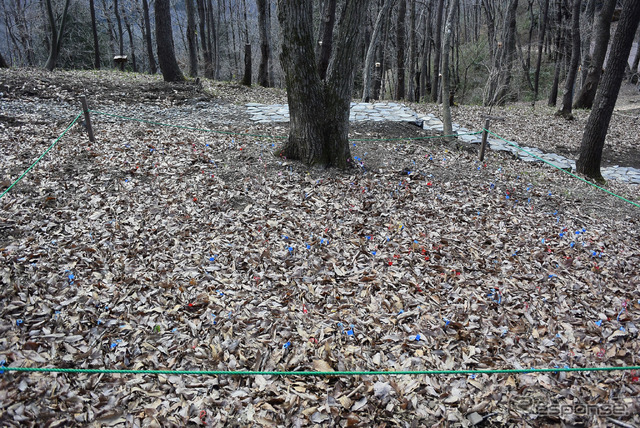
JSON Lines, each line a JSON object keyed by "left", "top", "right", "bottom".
{"left": 396, "top": 0, "right": 406, "bottom": 100}
{"left": 316, "top": 0, "right": 337, "bottom": 80}
{"left": 257, "top": 0, "right": 271, "bottom": 87}
{"left": 0, "top": 50, "right": 8, "bottom": 68}
{"left": 558, "top": 0, "right": 581, "bottom": 119}
{"left": 573, "top": 0, "right": 616, "bottom": 109}
{"left": 533, "top": 0, "right": 550, "bottom": 103}
{"left": 44, "top": 0, "right": 71, "bottom": 71}
{"left": 185, "top": 0, "right": 198, "bottom": 77}
{"left": 155, "top": 0, "right": 185, "bottom": 82}
{"left": 442, "top": 0, "right": 458, "bottom": 140}
{"left": 431, "top": 0, "right": 445, "bottom": 102}
{"left": 362, "top": 0, "right": 393, "bottom": 102}
{"left": 576, "top": 0, "right": 640, "bottom": 181}
{"left": 277, "top": 0, "right": 368, "bottom": 169}
{"left": 90, "top": 0, "right": 101, "bottom": 69}
{"left": 142, "top": 0, "right": 157, "bottom": 74}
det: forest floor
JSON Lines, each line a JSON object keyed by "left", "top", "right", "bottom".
{"left": 1, "top": 69, "right": 639, "bottom": 427}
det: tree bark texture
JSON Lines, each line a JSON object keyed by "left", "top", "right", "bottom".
{"left": 431, "top": 0, "right": 445, "bottom": 102}
{"left": 142, "top": 0, "right": 157, "bottom": 74}
{"left": 90, "top": 0, "right": 101, "bottom": 69}
{"left": 577, "top": 0, "right": 640, "bottom": 180}
{"left": 533, "top": 0, "right": 550, "bottom": 102}
{"left": 485, "top": 0, "right": 518, "bottom": 106}
{"left": 396, "top": 0, "right": 406, "bottom": 100}
{"left": 316, "top": 0, "right": 337, "bottom": 80}
{"left": 362, "top": 0, "right": 393, "bottom": 102}
{"left": 442, "top": 0, "right": 458, "bottom": 140}
{"left": 44, "top": 0, "right": 71, "bottom": 71}
{"left": 123, "top": 9, "right": 138, "bottom": 72}
{"left": 186, "top": 0, "right": 199, "bottom": 77}
{"left": 558, "top": 0, "right": 581, "bottom": 118}
{"left": 0, "top": 50, "right": 8, "bottom": 68}
{"left": 573, "top": 0, "right": 616, "bottom": 109}
{"left": 257, "top": 0, "right": 271, "bottom": 87}
{"left": 277, "top": 0, "right": 368, "bottom": 169}
{"left": 197, "top": 0, "right": 211, "bottom": 77}
{"left": 548, "top": 0, "right": 564, "bottom": 106}
{"left": 155, "top": 0, "right": 185, "bottom": 82}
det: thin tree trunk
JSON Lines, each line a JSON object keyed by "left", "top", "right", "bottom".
{"left": 277, "top": 0, "right": 368, "bottom": 168}
{"left": 533, "top": 0, "right": 550, "bottom": 103}
{"left": 630, "top": 30, "right": 640, "bottom": 83}
{"left": 241, "top": 0, "right": 251, "bottom": 86}
{"left": 396, "top": 0, "right": 406, "bottom": 100}
{"left": 123, "top": 8, "right": 138, "bottom": 72}
{"left": 115, "top": 0, "right": 125, "bottom": 71}
{"left": 431, "top": 0, "right": 445, "bottom": 102}
{"left": 407, "top": 0, "right": 416, "bottom": 101}
{"left": 155, "top": 0, "right": 185, "bottom": 82}
{"left": 197, "top": 0, "right": 211, "bottom": 77}
{"left": 317, "top": 0, "right": 337, "bottom": 80}
{"left": 577, "top": 0, "right": 640, "bottom": 180}
{"left": 257, "top": 0, "right": 271, "bottom": 86}
{"left": 44, "top": 0, "right": 71, "bottom": 71}
{"left": 442, "top": 0, "right": 458, "bottom": 141}
{"left": 558, "top": 0, "right": 581, "bottom": 119}
{"left": 90, "top": 0, "right": 101, "bottom": 69}
{"left": 548, "top": 0, "right": 564, "bottom": 106}
{"left": 186, "top": 0, "right": 198, "bottom": 77}
{"left": 362, "top": 0, "right": 393, "bottom": 102}
{"left": 142, "top": 0, "right": 157, "bottom": 74}
{"left": 573, "top": 0, "right": 616, "bottom": 109}
{"left": 487, "top": 0, "right": 519, "bottom": 106}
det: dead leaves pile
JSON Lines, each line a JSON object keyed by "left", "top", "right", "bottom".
{"left": 1, "top": 104, "right": 640, "bottom": 427}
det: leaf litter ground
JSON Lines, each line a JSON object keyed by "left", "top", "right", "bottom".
{"left": 1, "top": 70, "right": 640, "bottom": 427}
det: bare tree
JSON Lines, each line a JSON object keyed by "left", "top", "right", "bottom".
{"left": 277, "top": 0, "right": 368, "bottom": 168}
{"left": 548, "top": 0, "right": 565, "bottom": 107}
{"left": 557, "top": 0, "right": 581, "bottom": 119}
{"left": 123, "top": 4, "right": 138, "bottom": 72}
{"left": 257, "top": 0, "right": 271, "bottom": 86}
{"left": 533, "top": 0, "right": 550, "bottom": 103}
{"left": 90, "top": 0, "right": 101, "bottom": 69}
{"left": 484, "top": 0, "right": 519, "bottom": 106}
{"left": 241, "top": 0, "right": 251, "bottom": 86}
{"left": 44, "top": 0, "right": 71, "bottom": 71}
{"left": 407, "top": 0, "right": 416, "bottom": 101}
{"left": 155, "top": 0, "right": 184, "bottom": 81}
{"left": 362, "top": 0, "right": 394, "bottom": 102}
{"left": 442, "top": 0, "right": 459, "bottom": 140}
{"left": 431, "top": 0, "right": 445, "bottom": 102}
{"left": 114, "top": 0, "right": 126, "bottom": 70}
{"left": 396, "top": 0, "right": 406, "bottom": 99}
{"left": 186, "top": 0, "right": 198, "bottom": 77}
{"left": 141, "top": 0, "right": 157, "bottom": 73}
{"left": 577, "top": 0, "right": 640, "bottom": 180}
{"left": 573, "top": 0, "right": 616, "bottom": 109}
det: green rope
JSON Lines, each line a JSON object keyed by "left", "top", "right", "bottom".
{"left": 0, "top": 112, "right": 83, "bottom": 200}
{"left": 90, "top": 109, "right": 481, "bottom": 143}
{"left": 2, "top": 365, "right": 640, "bottom": 376}
{"left": 485, "top": 129, "right": 640, "bottom": 209}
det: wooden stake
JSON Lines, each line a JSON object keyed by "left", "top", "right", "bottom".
{"left": 80, "top": 95, "right": 95, "bottom": 143}
{"left": 479, "top": 118, "right": 490, "bottom": 162}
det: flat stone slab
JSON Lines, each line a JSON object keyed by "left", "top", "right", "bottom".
{"left": 246, "top": 102, "right": 420, "bottom": 123}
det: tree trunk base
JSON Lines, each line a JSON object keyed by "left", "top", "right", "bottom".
{"left": 555, "top": 110, "right": 575, "bottom": 120}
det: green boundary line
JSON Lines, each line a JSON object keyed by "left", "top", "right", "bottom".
{"left": 0, "top": 112, "right": 83, "bottom": 200}
{"left": 485, "top": 129, "right": 640, "bottom": 209}
{"left": 3, "top": 365, "right": 640, "bottom": 376}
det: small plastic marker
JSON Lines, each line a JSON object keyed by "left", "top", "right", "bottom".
{"left": 283, "top": 341, "right": 291, "bottom": 349}
{"left": 415, "top": 334, "right": 421, "bottom": 341}
{"left": 595, "top": 320, "right": 602, "bottom": 327}
{"left": 16, "top": 319, "right": 23, "bottom": 327}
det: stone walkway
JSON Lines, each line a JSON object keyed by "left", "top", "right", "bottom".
{"left": 247, "top": 102, "right": 640, "bottom": 184}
